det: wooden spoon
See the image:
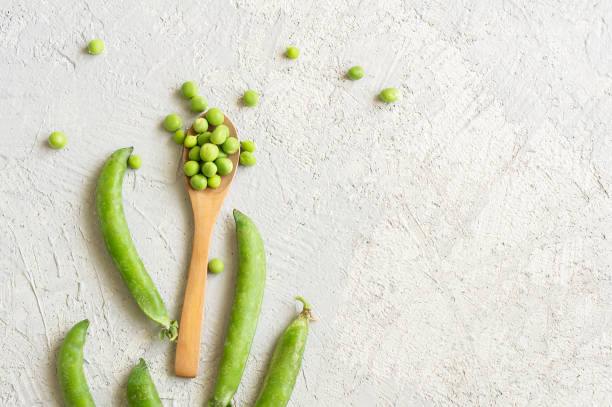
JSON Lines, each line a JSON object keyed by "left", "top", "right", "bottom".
{"left": 175, "top": 112, "right": 239, "bottom": 378}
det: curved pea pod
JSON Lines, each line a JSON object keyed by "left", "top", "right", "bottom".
{"left": 208, "top": 210, "right": 266, "bottom": 407}
{"left": 57, "top": 319, "right": 96, "bottom": 407}
{"left": 96, "top": 147, "right": 178, "bottom": 341}
{"left": 253, "top": 297, "right": 315, "bottom": 407}
{"left": 127, "top": 358, "right": 162, "bottom": 407}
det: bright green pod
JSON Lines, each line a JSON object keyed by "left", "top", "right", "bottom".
{"left": 253, "top": 298, "right": 313, "bottom": 407}
{"left": 96, "top": 147, "right": 178, "bottom": 340}
{"left": 57, "top": 320, "right": 96, "bottom": 407}
{"left": 208, "top": 210, "right": 266, "bottom": 407}
{"left": 127, "top": 359, "right": 162, "bottom": 407}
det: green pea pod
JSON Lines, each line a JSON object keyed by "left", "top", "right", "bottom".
{"left": 96, "top": 147, "right": 178, "bottom": 341}
{"left": 208, "top": 210, "right": 266, "bottom": 407}
{"left": 253, "top": 297, "right": 314, "bottom": 407}
{"left": 127, "top": 358, "right": 162, "bottom": 407}
{"left": 57, "top": 319, "right": 96, "bottom": 407}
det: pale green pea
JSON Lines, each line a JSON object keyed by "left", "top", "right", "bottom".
{"left": 347, "top": 66, "right": 364, "bottom": 80}
{"left": 188, "top": 146, "right": 201, "bottom": 161}
{"left": 215, "top": 157, "right": 233, "bottom": 175}
{"left": 243, "top": 90, "right": 258, "bottom": 107}
{"left": 181, "top": 81, "right": 198, "bottom": 99}
{"left": 128, "top": 154, "right": 142, "bottom": 169}
{"left": 200, "top": 143, "right": 219, "bottom": 162}
{"left": 88, "top": 39, "right": 104, "bottom": 55}
{"left": 184, "top": 161, "right": 200, "bottom": 176}
{"left": 240, "top": 140, "right": 255, "bottom": 153}
{"left": 286, "top": 46, "right": 299, "bottom": 59}
{"left": 201, "top": 162, "right": 217, "bottom": 177}
{"left": 239, "top": 151, "right": 256, "bottom": 166}
{"left": 211, "top": 125, "right": 229, "bottom": 145}
{"left": 164, "top": 114, "right": 182, "bottom": 132}
{"left": 207, "top": 175, "right": 221, "bottom": 189}
{"left": 184, "top": 135, "right": 197, "bottom": 148}
{"left": 198, "top": 132, "right": 211, "bottom": 146}
{"left": 206, "top": 108, "right": 224, "bottom": 126}
{"left": 48, "top": 132, "right": 66, "bottom": 149}
{"left": 173, "top": 130, "right": 186, "bottom": 144}
{"left": 193, "top": 118, "right": 209, "bottom": 133}
{"left": 190, "top": 174, "right": 207, "bottom": 190}
{"left": 208, "top": 258, "right": 224, "bottom": 274}
{"left": 190, "top": 96, "right": 208, "bottom": 113}
{"left": 379, "top": 88, "right": 398, "bottom": 103}
{"left": 222, "top": 137, "right": 240, "bottom": 154}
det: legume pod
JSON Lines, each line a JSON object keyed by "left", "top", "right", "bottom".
{"left": 127, "top": 358, "right": 162, "bottom": 407}
{"left": 57, "top": 319, "right": 96, "bottom": 407}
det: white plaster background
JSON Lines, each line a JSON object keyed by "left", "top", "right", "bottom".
{"left": 1, "top": 0, "right": 611, "bottom": 405}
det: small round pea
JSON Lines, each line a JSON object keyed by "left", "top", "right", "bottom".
{"left": 210, "top": 125, "right": 229, "bottom": 145}
{"left": 217, "top": 150, "right": 227, "bottom": 158}
{"left": 201, "top": 161, "right": 217, "bottom": 177}
{"left": 184, "top": 135, "right": 197, "bottom": 148}
{"left": 215, "top": 157, "right": 233, "bottom": 175}
{"left": 207, "top": 175, "right": 221, "bottom": 189}
{"left": 190, "top": 174, "right": 207, "bottom": 190}
{"left": 200, "top": 143, "right": 219, "bottom": 162}
{"left": 173, "top": 130, "right": 186, "bottom": 144}
{"left": 286, "top": 46, "right": 299, "bottom": 59}
{"left": 193, "top": 117, "right": 209, "bottom": 133}
{"left": 197, "top": 132, "right": 211, "bottom": 146}
{"left": 181, "top": 81, "right": 198, "bottom": 99}
{"left": 222, "top": 137, "right": 240, "bottom": 154}
{"left": 206, "top": 108, "right": 224, "bottom": 126}
{"left": 347, "top": 66, "right": 364, "bottom": 80}
{"left": 88, "top": 39, "right": 104, "bottom": 55}
{"left": 379, "top": 87, "right": 398, "bottom": 103}
{"left": 239, "top": 151, "right": 256, "bottom": 166}
{"left": 48, "top": 131, "right": 66, "bottom": 149}
{"left": 188, "top": 146, "right": 201, "bottom": 161}
{"left": 128, "top": 154, "right": 142, "bottom": 169}
{"left": 164, "top": 114, "right": 182, "bottom": 132}
{"left": 184, "top": 160, "right": 200, "bottom": 176}
{"left": 208, "top": 258, "right": 224, "bottom": 274}
{"left": 190, "top": 96, "right": 208, "bottom": 112}
{"left": 243, "top": 90, "right": 259, "bottom": 107}
{"left": 240, "top": 140, "right": 255, "bottom": 153}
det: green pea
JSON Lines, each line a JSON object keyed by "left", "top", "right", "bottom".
{"left": 173, "top": 130, "right": 186, "bottom": 144}
{"left": 96, "top": 148, "right": 178, "bottom": 340}
{"left": 88, "top": 39, "right": 104, "bottom": 55}
{"left": 208, "top": 258, "right": 224, "bottom": 274}
{"left": 193, "top": 117, "right": 209, "bottom": 133}
{"left": 206, "top": 108, "right": 224, "bottom": 126}
{"left": 210, "top": 125, "right": 229, "bottom": 145}
{"left": 215, "top": 157, "right": 233, "bottom": 175}
{"left": 48, "top": 131, "right": 66, "bottom": 149}
{"left": 379, "top": 87, "right": 398, "bottom": 103}
{"left": 58, "top": 320, "right": 95, "bottom": 407}
{"left": 207, "top": 174, "right": 221, "bottom": 189}
{"left": 217, "top": 150, "right": 227, "bottom": 158}
{"left": 184, "top": 135, "right": 197, "bottom": 148}
{"left": 181, "top": 81, "right": 198, "bottom": 99}
{"left": 188, "top": 146, "right": 201, "bottom": 161}
{"left": 222, "top": 137, "right": 240, "bottom": 154}
{"left": 184, "top": 160, "right": 200, "bottom": 176}
{"left": 243, "top": 90, "right": 259, "bottom": 106}
{"left": 347, "top": 66, "right": 364, "bottom": 80}
{"left": 190, "top": 174, "right": 207, "bottom": 190}
{"left": 208, "top": 210, "right": 266, "bottom": 407}
{"left": 198, "top": 132, "right": 211, "bottom": 146}
{"left": 286, "top": 46, "right": 299, "bottom": 59}
{"left": 201, "top": 161, "right": 218, "bottom": 177}
{"left": 241, "top": 140, "right": 255, "bottom": 153}
{"left": 128, "top": 154, "right": 142, "bottom": 169}
{"left": 190, "top": 96, "right": 208, "bottom": 112}
{"left": 126, "top": 359, "right": 162, "bottom": 407}
{"left": 200, "top": 143, "right": 219, "bottom": 162}
{"left": 164, "top": 114, "right": 182, "bottom": 132}
{"left": 239, "top": 151, "right": 256, "bottom": 166}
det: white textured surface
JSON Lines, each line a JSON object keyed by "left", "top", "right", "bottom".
{"left": 1, "top": 0, "right": 611, "bottom": 405}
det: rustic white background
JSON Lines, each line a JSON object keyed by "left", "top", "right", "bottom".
{"left": 1, "top": 0, "right": 611, "bottom": 406}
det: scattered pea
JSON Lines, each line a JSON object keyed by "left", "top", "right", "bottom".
{"left": 200, "top": 143, "right": 219, "bottom": 162}
{"left": 347, "top": 66, "right": 364, "bottom": 80}
{"left": 190, "top": 96, "right": 208, "bottom": 112}
{"left": 206, "top": 108, "right": 224, "bottom": 126}
{"left": 243, "top": 90, "right": 259, "bottom": 107}
{"left": 190, "top": 174, "right": 207, "bottom": 190}
{"left": 201, "top": 162, "right": 218, "bottom": 177}
{"left": 164, "top": 114, "right": 182, "bottom": 132}
{"left": 48, "top": 132, "right": 66, "bottom": 149}
{"left": 181, "top": 81, "right": 198, "bottom": 99}
{"left": 379, "top": 88, "right": 398, "bottom": 103}
{"left": 193, "top": 117, "right": 209, "bottom": 133}
{"left": 184, "top": 135, "right": 197, "bottom": 148}
{"left": 239, "top": 151, "right": 256, "bottom": 166}
{"left": 188, "top": 146, "right": 201, "bottom": 161}
{"left": 184, "top": 161, "right": 200, "bottom": 176}
{"left": 88, "top": 39, "right": 104, "bottom": 55}
{"left": 208, "top": 258, "right": 224, "bottom": 274}
{"left": 286, "top": 46, "right": 299, "bottom": 59}
{"left": 222, "top": 137, "right": 240, "bottom": 154}
{"left": 173, "top": 130, "right": 186, "bottom": 144}
{"left": 241, "top": 140, "right": 255, "bottom": 153}
{"left": 215, "top": 157, "right": 233, "bottom": 175}
{"left": 207, "top": 175, "right": 221, "bottom": 189}
{"left": 210, "top": 125, "right": 229, "bottom": 145}
{"left": 197, "top": 132, "right": 211, "bottom": 146}
{"left": 128, "top": 154, "right": 142, "bottom": 169}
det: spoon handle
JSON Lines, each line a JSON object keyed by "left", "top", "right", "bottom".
{"left": 175, "top": 205, "right": 219, "bottom": 377}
